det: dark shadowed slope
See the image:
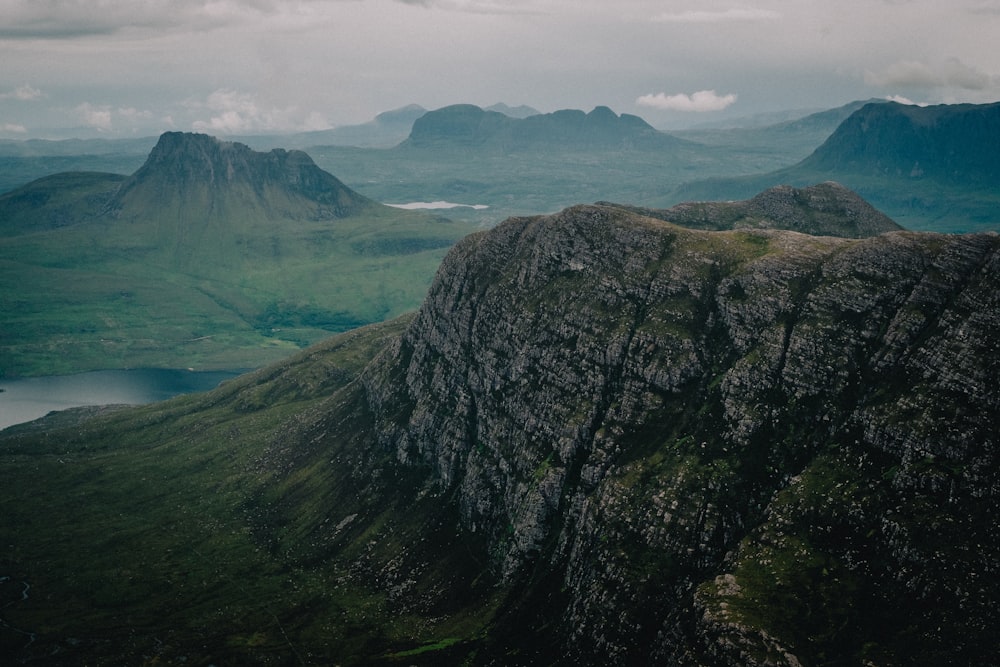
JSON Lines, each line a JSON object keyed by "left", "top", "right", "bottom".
{"left": 671, "top": 101, "right": 1000, "bottom": 232}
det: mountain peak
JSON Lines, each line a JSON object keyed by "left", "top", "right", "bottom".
{"left": 601, "top": 182, "right": 902, "bottom": 238}
{"left": 110, "top": 131, "right": 372, "bottom": 220}
{"left": 802, "top": 100, "right": 1000, "bottom": 184}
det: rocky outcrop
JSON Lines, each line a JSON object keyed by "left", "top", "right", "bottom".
{"left": 109, "top": 131, "right": 373, "bottom": 220}
{"left": 3, "top": 193, "right": 996, "bottom": 665}
{"left": 362, "top": 203, "right": 1000, "bottom": 663}
{"left": 603, "top": 181, "right": 902, "bottom": 238}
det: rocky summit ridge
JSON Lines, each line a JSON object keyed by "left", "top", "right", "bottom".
{"left": 1, "top": 198, "right": 998, "bottom": 664}
{"left": 109, "top": 131, "right": 373, "bottom": 221}
{"left": 602, "top": 181, "right": 902, "bottom": 238}
{"left": 358, "top": 204, "right": 1000, "bottom": 663}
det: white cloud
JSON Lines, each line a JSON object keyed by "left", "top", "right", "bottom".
{"left": 652, "top": 8, "right": 781, "bottom": 23}
{"left": 636, "top": 90, "right": 738, "bottom": 112}
{"left": 0, "top": 0, "right": 348, "bottom": 39}
{"left": 865, "top": 58, "right": 996, "bottom": 90}
{"left": 190, "top": 88, "right": 331, "bottom": 134}
{"left": 1, "top": 123, "right": 28, "bottom": 133}
{"left": 0, "top": 84, "right": 43, "bottom": 101}
{"left": 392, "top": 0, "right": 541, "bottom": 13}
{"left": 883, "top": 95, "right": 935, "bottom": 107}
{"left": 76, "top": 102, "right": 113, "bottom": 131}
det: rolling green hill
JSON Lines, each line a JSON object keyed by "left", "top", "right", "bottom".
{"left": 0, "top": 132, "right": 474, "bottom": 377}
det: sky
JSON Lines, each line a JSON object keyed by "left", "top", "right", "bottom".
{"left": 1, "top": 0, "right": 999, "bottom": 138}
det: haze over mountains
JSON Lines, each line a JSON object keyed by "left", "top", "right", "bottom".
{"left": 2, "top": 92, "right": 1000, "bottom": 665}
{"left": 4, "top": 99, "right": 1000, "bottom": 377}
{"left": 3, "top": 99, "right": 998, "bottom": 232}
{"left": 675, "top": 101, "right": 1000, "bottom": 232}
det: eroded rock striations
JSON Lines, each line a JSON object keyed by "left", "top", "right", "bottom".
{"left": 3, "top": 196, "right": 998, "bottom": 665}
{"left": 361, "top": 204, "right": 1000, "bottom": 664}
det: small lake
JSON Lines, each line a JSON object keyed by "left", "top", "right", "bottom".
{"left": 387, "top": 201, "right": 489, "bottom": 210}
{"left": 0, "top": 368, "right": 246, "bottom": 430}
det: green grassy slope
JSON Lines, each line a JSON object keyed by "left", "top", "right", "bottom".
{"left": 0, "top": 204, "right": 468, "bottom": 376}
{"left": 2, "top": 214, "right": 997, "bottom": 665}
{"left": 0, "top": 135, "right": 475, "bottom": 377}
{"left": 0, "top": 317, "right": 499, "bottom": 665}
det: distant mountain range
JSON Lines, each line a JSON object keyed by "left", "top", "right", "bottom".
{"left": 223, "top": 103, "right": 543, "bottom": 151}
{"left": 672, "top": 101, "right": 1000, "bottom": 232}
{"left": 0, "top": 132, "right": 472, "bottom": 376}
{"left": 2, "top": 100, "right": 997, "bottom": 235}
{"left": 401, "top": 104, "right": 691, "bottom": 151}
{"left": 106, "top": 131, "right": 374, "bottom": 264}
{"left": 800, "top": 101, "right": 1000, "bottom": 184}
{"left": 672, "top": 99, "right": 884, "bottom": 162}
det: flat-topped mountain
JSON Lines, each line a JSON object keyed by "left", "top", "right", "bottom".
{"left": 2, "top": 198, "right": 996, "bottom": 664}
{"left": 403, "top": 104, "right": 689, "bottom": 151}
{"left": 602, "top": 181, "right": 902, "bottom": 238}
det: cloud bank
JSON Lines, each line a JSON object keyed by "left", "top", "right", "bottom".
{"left": 636, "top": 90, "right": 738, "bottom": 112}
{"left": 190, "top": 89, "right": 330, "bottom": 134}
{"left": 865, "top": 58, "right": 996, "bottom": 91}
{"left": 0, "top": 84, "right": 43, "bottom": 101}
{"left": 652, "top": 8, "right": 781, "bottom": 23}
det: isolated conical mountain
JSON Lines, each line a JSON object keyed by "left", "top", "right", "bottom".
{"left": 0, "top": 131, "right": 471, "bottom": 375}
{"left": 109, "top": 131, "right": 373, "bottom": 222}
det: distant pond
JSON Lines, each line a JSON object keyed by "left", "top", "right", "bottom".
{"left": 387, "top": 201, "right": 489, "bottom": 210}
{"left": 0, "top": 368, "right": 246, "bottom": 430}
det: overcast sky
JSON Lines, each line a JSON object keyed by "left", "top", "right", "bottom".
{"left": 2, "top": 0, "right": 999, "bottom": 138}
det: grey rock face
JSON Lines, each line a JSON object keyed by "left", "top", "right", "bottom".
{"left": 362, "top": 204, "right": 1000, "bottom": 664}
{"left": 604, "top": 181, "right": 903, "bottom": 238}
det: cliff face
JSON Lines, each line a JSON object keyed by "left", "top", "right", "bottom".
{"left": 3, "top": 198, "right": 998, "bottom": 665}
{"left": 363, "top": 204, "right": 1000, "bottom": 663}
